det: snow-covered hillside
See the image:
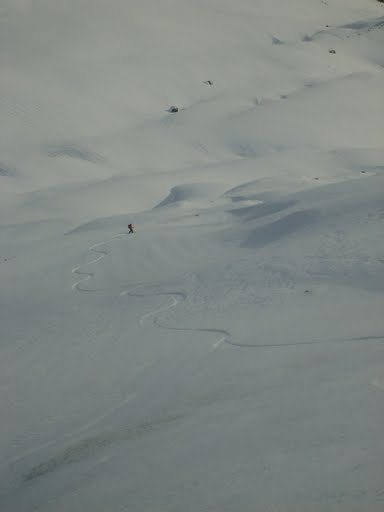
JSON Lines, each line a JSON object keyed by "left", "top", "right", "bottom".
{"left": 1, "top": 1, "right": 383, "bottom": 510}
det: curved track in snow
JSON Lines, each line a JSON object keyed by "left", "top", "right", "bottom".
{"left": 73, "top": 238, "right": 383, "bottom": 350}
{"left": 72, "top": 237, "right": 230, "bottom": 349}
{"left": 121, "top": 287, "right": 229, "bottom": 350}
{"left": 71, "top": 235, "right": 125, "bottom": 291}
{"left": 122, "top": 286, "right": 383, "bottom": 349}
{"left": 224, "top": 335, "right": 384, "bottom": 349}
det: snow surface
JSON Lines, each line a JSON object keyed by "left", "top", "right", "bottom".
{"left": 1, "top": 0, "right": 384, "bottom": 510}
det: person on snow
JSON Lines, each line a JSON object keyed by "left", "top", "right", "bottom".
{"left": 128, "top": 223, "right": 134, "bottom": 233}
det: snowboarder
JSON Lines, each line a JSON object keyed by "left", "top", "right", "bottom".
{"left": 128, "top": 223, "right": 134, "bottom": 233}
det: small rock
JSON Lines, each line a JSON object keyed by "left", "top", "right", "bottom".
{"left": 329, "top": 49, "right": 336, "bottom": 54}
{"left": 167, "top": 106, "right": 179, "bottom": 113}
{"left": 203, "top": 80, "right": 213, "bottom": 85}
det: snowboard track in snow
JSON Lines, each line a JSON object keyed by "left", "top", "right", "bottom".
{"left": 73, "top": 237, "right": 384, "bottom": 350}
{"left": 120, "top": 285, "right": 383, "bottom": 350}
{"left": 224, "top": 335, "right": 384, "bottom": 349}
{"left": 72, "top": 237, "right": 230, "bottom": 348}
{"left": 71, "top": 234, "right": 126, "bottom": 291}
{"left": 121, "top": 286, "right": 229, "bottom": 349}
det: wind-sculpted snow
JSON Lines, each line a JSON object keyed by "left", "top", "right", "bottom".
{"left": 23, "top": 410, "right": 183, "bottom": 483}
{"left": 302, "top": 15, "right": 384, "bottom": 42}
{"left": 155, "top": 182, "right": 228, "bottom": 209}
{"left": 243, "top": 209, "right": 319, "bottom": 249}
{"left": 45, "top": 143, "right": 105, "bottom": 164}
{"left": 340, "top": 16, "right": 384, "bottom": 32}
{"left": 230, "top": 199, "right": 297, "bottom": 220}
{"left": 1, "top": 0, "right": 384, "bottom": 510}
{"left": 0, "top": 162, "right": 15, "bottom": 176}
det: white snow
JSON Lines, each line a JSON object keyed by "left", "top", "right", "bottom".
{"left": 1, "top": 1, "right": 384, "bottom": 510}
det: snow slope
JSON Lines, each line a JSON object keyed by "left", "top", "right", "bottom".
{"left": 0, "top": 1, "right": 383, "bottom": 511}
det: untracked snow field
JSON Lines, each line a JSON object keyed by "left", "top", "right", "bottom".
{"left": 1, "top": 1, "right": 384, "bottom": 511}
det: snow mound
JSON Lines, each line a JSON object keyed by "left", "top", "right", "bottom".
{"left": 155, "top": 183, "right": 228, "bottom": 209}
{"left": 231, "top": 174, "right": 384, "bottom": 254}
{"left": 45, "top": 143, "right": 105, "bottom": 164}
{"left": 0, "top": 163, "right": 15, "bottom": 176}
{"left": 243, "top": 208, "right": 318, "bottom": 249}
